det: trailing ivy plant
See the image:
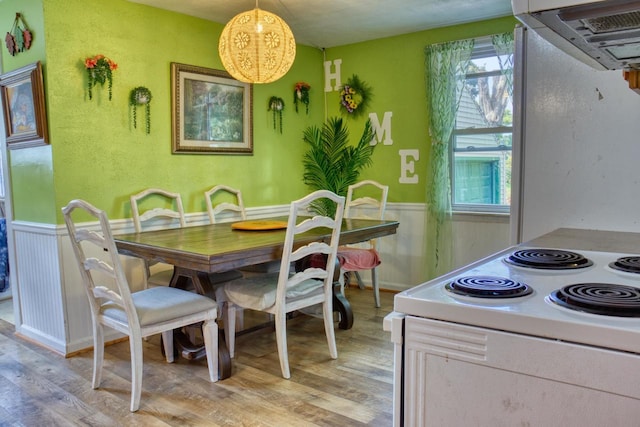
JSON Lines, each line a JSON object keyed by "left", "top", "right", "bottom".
{"left": 129, "top": 86, "right": 152, "bottom": 134}
{"left": 302, "top": 116, "right": 375, "bottom": 216}
{"left": 268, "top": 96, "right": 284, "bottom": 133}
{"left": 85, "top": 54, "right": 117, "bottom": 100}
{"left": 293, "top": 82, "right": 311, "bottom": 114}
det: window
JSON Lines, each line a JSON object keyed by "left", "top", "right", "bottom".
{"left": 451, "top": 37, "right": 513, "bottom": 213}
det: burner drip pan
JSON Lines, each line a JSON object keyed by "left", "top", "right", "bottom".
{"left": 609, "top": 256, "right": 640, "bottom": 274}
{"left": 505, "top": 249, "right": 593, "bottom": 270}
{"left": 445, "top": 276, "right": 532, "bottom": 298}
{"left": 549, "top": 283, "right": 640, "bottom": 317}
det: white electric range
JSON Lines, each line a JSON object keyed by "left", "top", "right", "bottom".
{"left": 385, "top": 244, "right": 640, "bottom": 426}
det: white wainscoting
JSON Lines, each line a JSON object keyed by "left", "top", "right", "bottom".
{"left": 374, "top": 203, "right": 426, "bottom": 291}
{"left": 13, "top": 222, "right": 66, "bottom": 353}
{"left": 452, "top": 212, "right": 511, "bottom": 270}
{"left": 10, "top": 203, "right": 510, "bottom": 355}
{"left": 13, "top": 221, "right": 135, "bottom": 355}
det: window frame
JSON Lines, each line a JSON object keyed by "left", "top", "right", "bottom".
{"left": 450, "top": 36, "right": 513, "bottom": 215}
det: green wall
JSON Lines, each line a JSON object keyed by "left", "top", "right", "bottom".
{"left": 0, "top": 0, "right": 516, "bottom": 224}
{"left": 43, "top": 0, "right": 324, "bottom": 223}
{"left": 1, "top": 0, "right": 325, "bottom": 223}
{"left": 323, "top": 16, "right": 518, "bottom": 203}
{"left": 0, "top": 0, "right": 55, "bottom": 223}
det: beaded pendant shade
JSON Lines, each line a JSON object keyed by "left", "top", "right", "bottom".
{"left": 218, "top": 6, "right": 296, "bottom": 84}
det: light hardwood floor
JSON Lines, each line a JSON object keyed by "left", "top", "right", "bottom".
{"left": 0, "top": 287, "right": 395, "bottom": 426}
{"left": 0, "top": 298, "right": 12, "bottom": 324}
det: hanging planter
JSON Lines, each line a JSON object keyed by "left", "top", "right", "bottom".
{"left": 129, "top": 86, "right": 152, "bottom": 134}
{"left": 293, "top": 82, "right": 311, "bottom": 114}
{"left": 84, "top": 54, "right": 118, "bottom": 100}
{"left": 5, "top": 13, "right": 32, "bottom": 56}
{"left": 268, "top": 96, "right": 285, "bottom": 133}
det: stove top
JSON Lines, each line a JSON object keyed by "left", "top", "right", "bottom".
{"left": 394, "top": 246, "right": 640, "bottom": 354}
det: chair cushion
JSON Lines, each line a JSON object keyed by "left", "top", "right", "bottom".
{"left": 337, "top": 247, "right": 381, "bottom": 271}
{"left": 101, "top": 286, "right": 217, "bottom": 327}
{"left": 224, "top": 273, "right": 324, "bottom": 311}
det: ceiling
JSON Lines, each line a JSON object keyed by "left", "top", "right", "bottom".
{"left": 128, "top": 0, "right": 514, "bottom": 48}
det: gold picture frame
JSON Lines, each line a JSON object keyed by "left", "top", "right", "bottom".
{"left": 0, "top": 61, "right": 49, "bottom": 150}
{"left": 171, "top": 62, "right": 253, "bottom": 154}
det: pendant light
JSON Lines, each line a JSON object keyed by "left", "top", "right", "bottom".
{"left": 218, "top": 1, "right": 296, "bottom": 84}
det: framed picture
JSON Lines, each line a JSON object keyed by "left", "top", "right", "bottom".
{"left": 171, "top": 63, "right": 253, "bottom": 154}
{"left": 0, "top": 61, "right": 48, "bottom": 150}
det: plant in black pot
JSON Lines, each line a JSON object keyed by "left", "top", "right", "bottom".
{"left": 302, "top": 116, "right": 375, "bottom": 216}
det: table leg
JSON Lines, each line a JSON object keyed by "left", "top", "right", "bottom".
{"left": 334, "top": 280, "right": 353, "bottom": 330}
{"left": 170, "top": 267, "right": 233, "bottom": 379}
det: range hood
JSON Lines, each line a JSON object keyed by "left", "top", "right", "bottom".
{"left": 512, "top": 0, "right": 640, "bottom": 70}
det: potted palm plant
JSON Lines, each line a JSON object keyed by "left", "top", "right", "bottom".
{"left": 302, "top": 116, "right": 375, "bottom": 216}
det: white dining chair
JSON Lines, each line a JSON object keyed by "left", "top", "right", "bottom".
{"left": 205, "top": 184, "right": 281, "bottom": 274}
{"left": 205, "top": 184, "right": 247, "bottom": 224}
{"left": 222, "top": 190, "right": 345, "bottom": 378}
{"left": 62, "top": 199, "right": 219, "bottom": 412}
{"left": 204, "top": 185, "right": 248, "bottom": 344}
{"left": 130, "top": 188, "right": 186, "bottom": 288}
{"left": 339, "top": 180, "right": 388, "bottom": 307}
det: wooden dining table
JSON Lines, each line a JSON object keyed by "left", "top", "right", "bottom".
{"left": 114, "top": 216, "right": 399, "bottom": 378}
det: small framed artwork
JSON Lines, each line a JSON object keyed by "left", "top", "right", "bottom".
{"left": 0, "top": 61, "right": 48, "bottom": 150}
{"left": 171, "top": 62, "right": 253, "bottom": 154}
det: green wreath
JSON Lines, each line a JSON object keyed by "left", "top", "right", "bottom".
{"left": 339, "top": 74, "right": 372, "bottom": 118}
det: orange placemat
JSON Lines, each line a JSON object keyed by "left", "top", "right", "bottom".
{"left": 231, "top": 220, "right": 288, "bottom": 231}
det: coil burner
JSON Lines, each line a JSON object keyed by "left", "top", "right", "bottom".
{"left": 445, "top": 276, "right": 533, "bottom": 299}
{"left": 505, "top": 249, "right": 593, "bottom": 270}
{"left": 549, "top": 283, "right": 640, "bottom": 317}
{"left": 609, "top": 256, "right": 640, "bottom": 274}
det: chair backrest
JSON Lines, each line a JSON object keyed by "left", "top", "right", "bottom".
{"left": 276, "top": 190, "right": 345, "bottom": 306}
{"left": 204, "top": 185, "right": 246, "bottom": 224}
{"left": 62, "top": 199, "right": 140, "bottom": 330}
{"left": 130, "top": 188, "right": 186, "bottom": 233}
{"left": 344, "top": 180, "right": 388, "bottom": 221}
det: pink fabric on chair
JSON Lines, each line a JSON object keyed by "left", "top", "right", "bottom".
{"left": 306, "top": 248, "right": 381, "bottom": 270}
{"left": 337, "top": 246, "right": 381, "bottom": 271}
